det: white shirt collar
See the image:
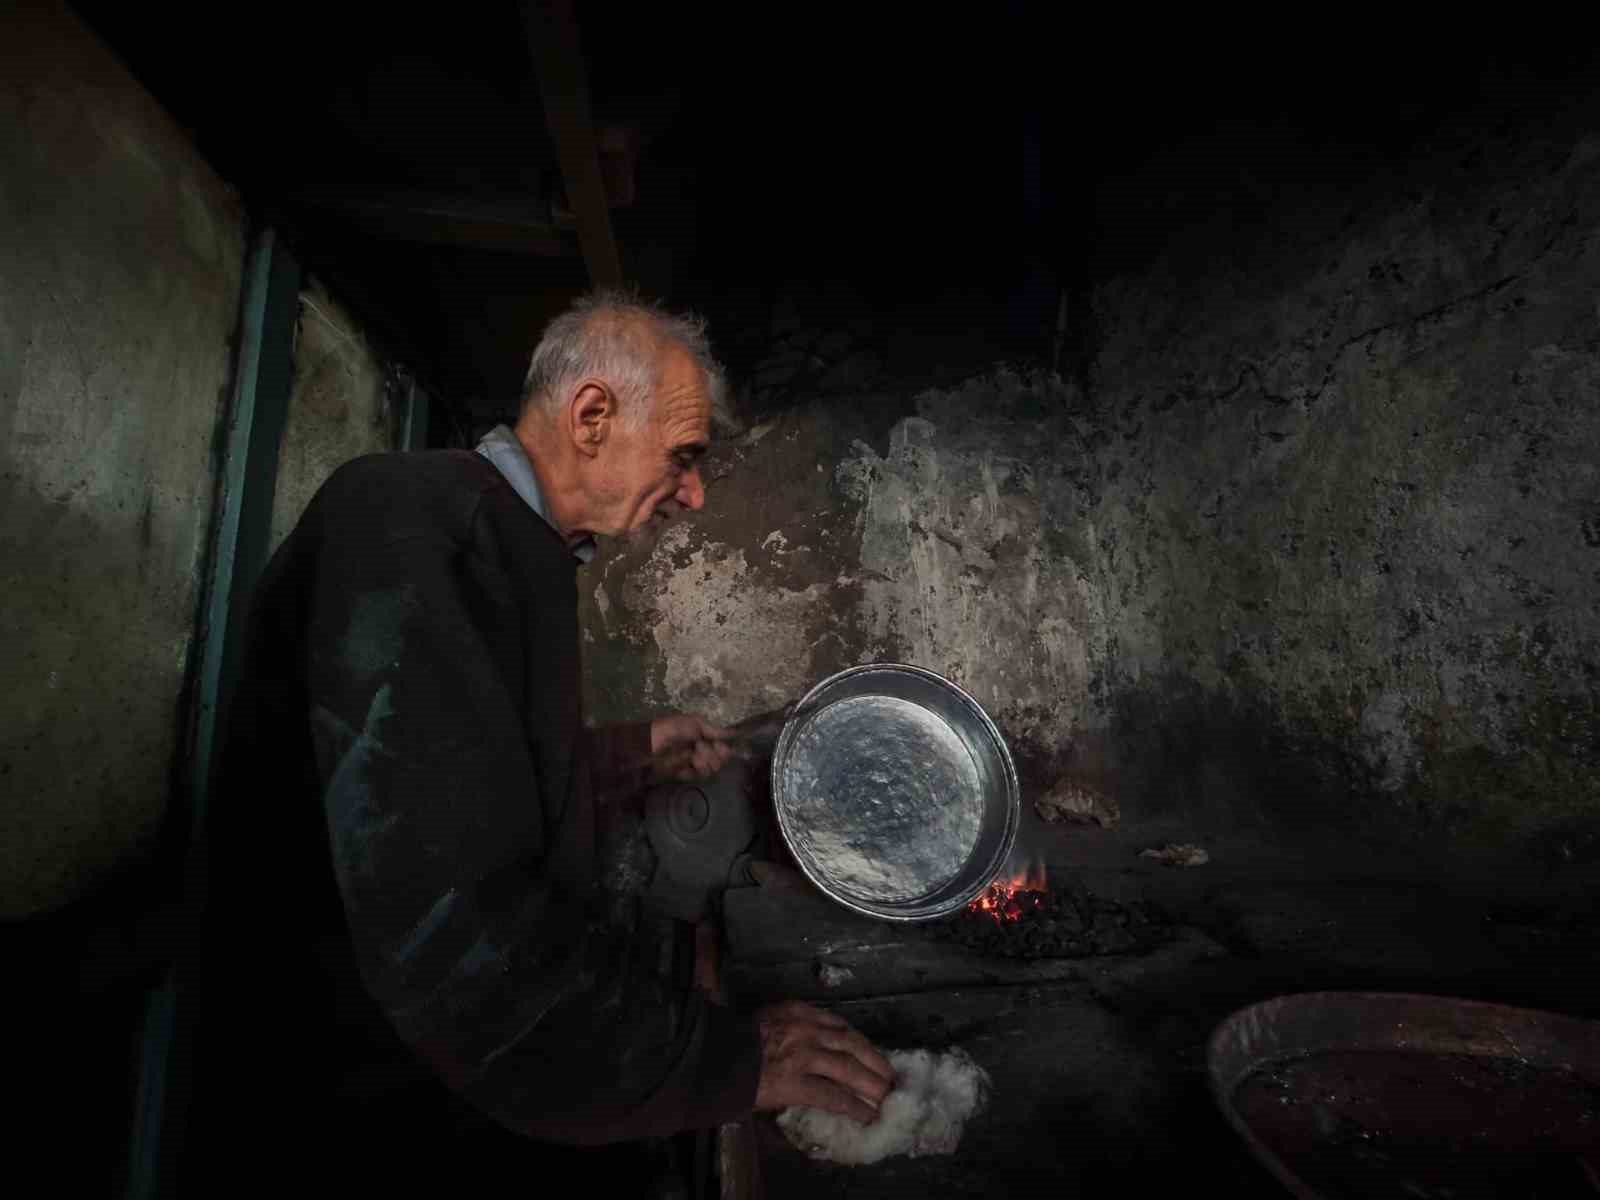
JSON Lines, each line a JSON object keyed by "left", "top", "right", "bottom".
{"left": 474, "top": 425, "right": 596, "bottom": 563}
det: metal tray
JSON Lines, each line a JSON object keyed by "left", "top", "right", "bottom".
{"left": 1209, "top": 992, "right": 1600, "bottom": 1198}
{"left": 770, "top": 663, "right": 1019, "bottom": 922}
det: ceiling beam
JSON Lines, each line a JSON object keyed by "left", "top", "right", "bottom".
{"left": 521, "top": 0, "right": 624, "bottom": 289}
{"left": 287, "top": 186, "right": 573, "bottom": 257}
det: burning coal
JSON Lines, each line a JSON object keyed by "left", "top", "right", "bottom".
{"left": 966, "top": 857, "right": 1050, "bottom": 925}
{"left": 947, "top": 856, "right": 1170, "bottom": 959}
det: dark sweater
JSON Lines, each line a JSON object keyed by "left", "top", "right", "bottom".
{"left": 203, "top": 449, "right": 759, "bottom": 1145}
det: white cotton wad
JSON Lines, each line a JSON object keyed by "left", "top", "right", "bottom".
{"left": 776, "top": 1047, "right": 991, "bottom": 1165}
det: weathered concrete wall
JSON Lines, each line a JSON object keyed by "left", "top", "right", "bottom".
{"left": 268, "top": 282, "right": 400, "bottom": 553}
{"left": 581, "top": 122, "right": 1600, "bottom": 870}
{"left": 580, "top": 371, "right": 1098, "bottom": 774}
{"left": 1085, "top": 127, "right": 1600, "bottom": 860}
{"left": 0, "top": 4, "right": 244, "bottom": 916}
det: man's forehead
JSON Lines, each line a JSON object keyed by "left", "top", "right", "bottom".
{"left": 664, "top": 404, "right": 712, "bottom": 452}
{"left": 656, "top": 345, "right": 713, "bottom": 440}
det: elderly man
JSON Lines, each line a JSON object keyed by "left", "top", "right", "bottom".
{"left": 195, "top": 294, "right": 891, "bottom": 1183}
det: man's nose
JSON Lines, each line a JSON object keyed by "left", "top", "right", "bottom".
{"left": 677, "top": 466, "right": 705, "bottom": 511}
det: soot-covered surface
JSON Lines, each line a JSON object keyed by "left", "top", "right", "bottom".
{"left": 736, "top": 825, "right": 1600, "bottom": 1199}
{"left": 937, "top": 883, "right": 1171, "bottom": 959}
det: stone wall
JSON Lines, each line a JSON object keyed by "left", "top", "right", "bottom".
{"left": 581, "top": 119, "right": 1600, "bottom": 870}
{"left": 0, "top": 3, "right": 245, "bottom": 916}
{"left": 1085, "top": 124, "right": 1600, "bottom": 860}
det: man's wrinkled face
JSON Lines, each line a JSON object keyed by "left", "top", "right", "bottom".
{"left": 601, "top": 344, "right": 712, "bottom": 537}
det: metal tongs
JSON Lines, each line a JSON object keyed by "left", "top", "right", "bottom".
{"left": 722, "top": 701, "right": 799, "bottom": 759}
{"left": 609, "top": 700, "right": 807, "bottom": 795}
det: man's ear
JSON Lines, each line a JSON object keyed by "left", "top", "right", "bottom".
{"left": 569, "top": 380, "right": 613, "bottom": 459}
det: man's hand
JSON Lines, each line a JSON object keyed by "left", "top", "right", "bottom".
{"left": 649, "top": 712, "right": 734, "bottom": 781}
{"left": 753, "top": 1001, "right": 896, "bottom": 1124}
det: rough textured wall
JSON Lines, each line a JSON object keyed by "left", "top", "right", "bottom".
{"left": 267, "top": 282, "right": 400, "bottom": 553}
{"left": 582, "top": 123, "right": 1599, "bottom": 869}
{"left": 0, "top": 4, "right": 244, "bottom": 916}
{"left": 580, "top": 368, "right": 1101, "bottom": 784}
{"left": 1086, "top": 128, "right": 1600, "bottom": 859}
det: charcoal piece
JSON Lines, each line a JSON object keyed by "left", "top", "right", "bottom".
{"left": 937, "top": 884, "right": 1171, "bottom": 960}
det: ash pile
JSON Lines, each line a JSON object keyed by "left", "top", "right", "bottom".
{"left": 938, "top": 882, "right": 1171, "bottom": 959}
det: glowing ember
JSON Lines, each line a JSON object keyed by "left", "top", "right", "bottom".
{"left": 946, "top": 863, "right": 1171, "bottom": 958}
{"left": 967, "top": 881, "right": 1047, "bottom": 923}
{"left": 966, "top": 860, "right": 1049, "bottom": 924}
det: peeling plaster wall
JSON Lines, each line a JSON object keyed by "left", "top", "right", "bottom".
{"left": 641, "top": 523, "right": 836, "bottom": 716}
{"left": 268, "top": 282, "right": 400, "bottom": 553}
{"left": 581, "top": 409, "right": 883, "bottom": 724}
{"left": 581, "top": 116, "right": 1600, "bottom": 868}
{"left": 0, "top": 5, "right": 244, "bottom": 916}
{"left": 835, "top": 383, "right": 1100, "bottom": 757}
{"left": 579, "top": 373, "right": 1101, "bottom": 770}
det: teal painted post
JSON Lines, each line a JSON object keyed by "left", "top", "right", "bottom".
{"left": 188, "top": 228, "right": 301, "bottom": 831}
{"left": 403, "top": 377, "right": 431, "bottom": 451}
{"left": 125, "top": 228, "right": 301, "bottom": 1200}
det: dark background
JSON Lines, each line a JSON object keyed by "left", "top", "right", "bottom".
{"left": 71, "top": 5, "right": 1600, "bottom": 428}
{"left": 24, "top": 8, "right": 1600, "bottom": 1194}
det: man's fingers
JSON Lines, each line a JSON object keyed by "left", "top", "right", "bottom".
{"left": 818, "top": 1028, "right": 897, "bottom": 1086}
{"left": 690, "top": 741, "right": 725, "bottom": 776}
{"left": 657, "top": 745, "right": 693, "bottom": 781}
{"left": 792, "top": 1077, "right": 881, "bottom": 1126}
{"left": 754, "top": 1002, "right": 900, "bottom": 1126}
{"left": 661, "top": 735, "right": 736, "bottom": 781}
{"left": 658, "top": 736, "right": 734, "bottom": 782}
{"left": 803, "top": 1047, "right": 896, "bottom": 1107}
{"left": 652, "top": 713, "right": 734, "bottom": 762}
{"left": 693, "top": 717, "right": 735, "bottom": 740}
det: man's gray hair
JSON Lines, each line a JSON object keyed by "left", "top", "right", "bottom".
{"left": 521, "top": 290, "right": 734, "bottom": 432}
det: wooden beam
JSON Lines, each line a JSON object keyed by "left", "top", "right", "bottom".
{"left": 521, "top": 0, "right": 624, "bottom": 289}
{"left": 287, "top": 186, "right": 574, "bottom": 258}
